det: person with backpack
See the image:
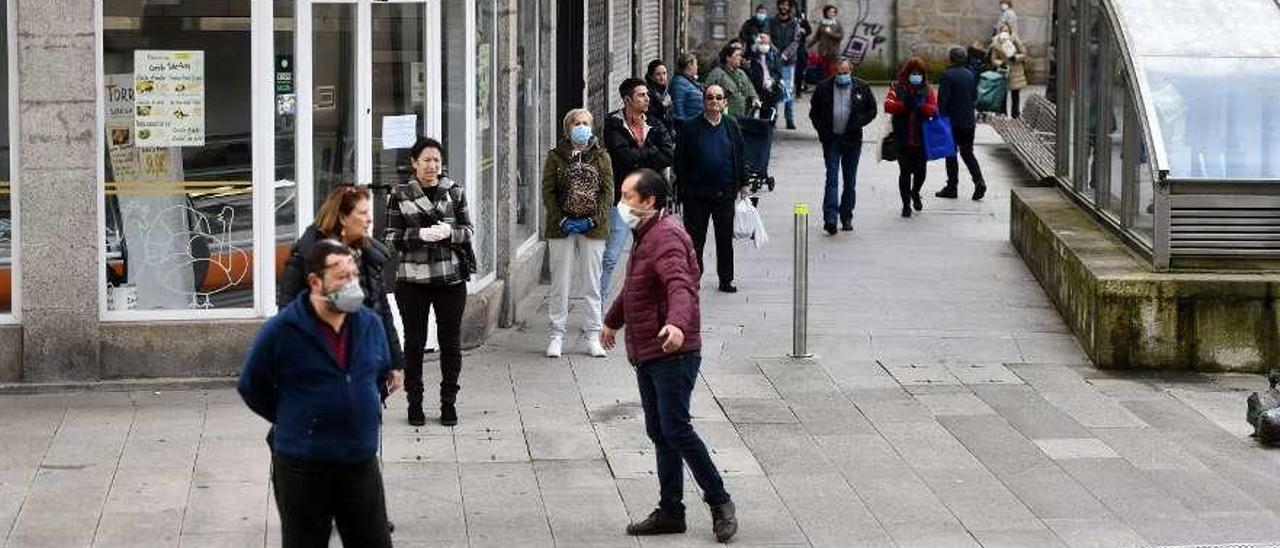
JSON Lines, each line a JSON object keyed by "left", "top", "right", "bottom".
{"left": 383, "top": 136, "right": 476, "bottom": 427}
{"left": 541, "top": 109, "right": 615, "bottom": 358}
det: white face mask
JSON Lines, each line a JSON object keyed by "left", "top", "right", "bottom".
{"left": 1000, "top": 3, "right": 1010, "bottom": 11}
{"left": 616, "top": 202, "right": 653, "bottom": 229}
{"left": 998, "top": 31, "right": 1011, "bottom": 41}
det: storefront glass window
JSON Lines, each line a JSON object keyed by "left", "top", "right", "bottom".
{"left": 513, "top": 1, "right": 543, "bottom": 247}
{"left": 0, "top": 0, "right": 11, "bottom": 315}
{"left": 311, "top": 4, "right": 357, "bottom": 205}
{"left": 1101, "top": 23, "right": 1125, "bottom": 222}
{"left": 275, "top": 1, "right": 297, "bottom": 272}
{"left": 102, "top": 0, "right": 255, "bottom": 311}
{"left": 1076, "top": 0, "right": 1102, "bottom": 203}
{"left": 475, "top": 0, "right": 498, "bottom": 278}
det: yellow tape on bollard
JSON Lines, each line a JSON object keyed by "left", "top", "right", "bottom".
{"left": 794, "top": 203, "right": 809, "bottom": 215}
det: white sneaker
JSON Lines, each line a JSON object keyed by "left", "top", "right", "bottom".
{"left": 546, "top": 337, "right": 563, "bottom": 358}
{"left": 587, "top": 336, "right": 607, "bottom": 358}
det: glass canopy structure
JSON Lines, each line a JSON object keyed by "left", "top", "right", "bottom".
{"left": 1054, "top": 0, "right": 1280, "bottom": 269}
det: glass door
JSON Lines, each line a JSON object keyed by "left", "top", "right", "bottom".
{"left": 294, "top": 0, "right": 436, "bottom": 232}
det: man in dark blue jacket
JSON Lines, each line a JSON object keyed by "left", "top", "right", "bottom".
{"left": 239, "top": 239, "right": 401, "bottom": 548}
{"left": 808, "top": 58, "right": 877, "bottom": 234}
{"left": 675, "top": 85, "right": 747, "bottom": 293}
{"left": 937, "top": 46, "right": 987, "bottom": 200}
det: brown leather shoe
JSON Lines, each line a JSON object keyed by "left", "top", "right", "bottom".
{"left": 625, "top": 509, "right": 686, "bottom": 536}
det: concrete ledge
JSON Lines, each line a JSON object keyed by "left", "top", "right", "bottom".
{"left": 462, "top": 280, "right": 505, "bottom": 350}
{"left": 504, "top": 241, "right": 546, "bottom": 326}
{"left": 0, "top": 325, "right": 21, "bottom": 382}
{"left": 1012, "top": 187, "right": 1280, "bottom": 372}
{"left": 101, "top": 320, "right": 264, "bottom": 379}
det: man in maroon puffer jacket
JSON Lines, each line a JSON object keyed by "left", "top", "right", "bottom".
{"left": 601, "top": 168, "right": 738, "bottom": 543}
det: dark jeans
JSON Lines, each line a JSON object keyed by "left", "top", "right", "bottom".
{"left": 822, "top": 138, "right": 861, "bottom": 224}
{"left": 898, "top": 147, "right": 927, "bottom": 205}
{"left": 272, "top": 455, "right": 391, "bottom": 548}
{"left": 682, "top": 194, "right": 735, "bottom": 284}
{"left": 944, "top": 125, "right": 985, "bottom": 186}
{"left": 636, "top": 352, "right": 731, "bottom": 514}
{"left": 396, "top": 280, "right": 466, "bottom": 406}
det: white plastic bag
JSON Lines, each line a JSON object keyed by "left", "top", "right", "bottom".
{"left": 734, "top": 198, "right": 758, "bottom": 239}
{"left": 733, "top": 198, "right": 769, "bottom": 249}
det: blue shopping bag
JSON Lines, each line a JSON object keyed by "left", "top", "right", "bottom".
{"left": 923, "top": 115, "right": 956, "bottom": 161}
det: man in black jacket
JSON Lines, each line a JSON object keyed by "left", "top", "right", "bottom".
{"left": 937, "top": 46, "right": 987, "bottom": 200}
{"left": 674, "top": 85, "right": 746, "bottom": 293}
{"left": 808, "top": 58, "right": 877, "bottom": 234}
{"left": 603, "top": 77, "right": 676, "bottom": 300}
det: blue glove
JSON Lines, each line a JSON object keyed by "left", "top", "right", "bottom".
{"left": 573, "top": 218, "right": 595, "bottom": 234}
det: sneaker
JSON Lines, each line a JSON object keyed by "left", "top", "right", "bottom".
{"left": 840, "top": 220, "right": 854, "bottom": 232}
{"left": 972, "top": 182, "right": 987, "bottom": 201}
{"left": 440, "top": 404, "right": 457, "bottom": 426}
{"left": 546, "top": 337, "right": 563, "bottom": 358}
{"left": 626, "top": 509, "right": 687, "bottom": 536}
{"left": 587, "top": 336, "right": 607, "bottom": 357}
{"left": 407, "top": 402, "right": 426, "bottom": 426}
{"left": 911, "top": 192, "right": 923, "bottom": 211}
{"left": 718, "top": 282, "right": 738, "bottom": 293}
{"left": 710, "top": 501, "right": 738, "bottom": 543}
{"left": 935, "top": 185, "right": 958, "bottom": 199}
{"left": 823, "top": 221, "right": 837, "bottom": 235}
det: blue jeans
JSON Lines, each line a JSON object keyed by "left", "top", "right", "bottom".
{"left": 600, "top": 206, "right": 631, "bottom": 302}
{"left": 636, "top": 352, "right": 730, "bottom": 514}
{"left": 780, "top": 63, "right": 796, "bottom": 124}
{"left": 822, "top": 139, "right": 861, "bottom": 224}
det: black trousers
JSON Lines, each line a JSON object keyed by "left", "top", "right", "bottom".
{"left": 396, "top": 280, "right": 466, "bottom": 406}
{"left": 898, "top": 147, "right": 927, "bottom": 206}
{"left": 272, "top": 455, "right": 391, "bottom": 548}
{"left": 945, "top": 125, "right": 985, "bottom": 186}
{"left": 682, "top": 194, "right": 735, "bottom": 284}
{"left": 1005, "top": 88, "right": 1022, "bottom": 118}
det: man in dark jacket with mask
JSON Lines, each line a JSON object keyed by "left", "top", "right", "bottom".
{"left": 809, "top": 58, "right": 877, "bottom": 234}
{"left": 602, "top": 168, "right": 737, "bottom": 543}
{"left": 937, "top": 46, "right": 987, "bottom": 200}
{"left": 239, "top": 239, "right": 399, "bottom": 548}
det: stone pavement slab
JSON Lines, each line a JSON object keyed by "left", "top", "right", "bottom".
{"left": 5, "top": 93, "right": 1280, "bottom": 547}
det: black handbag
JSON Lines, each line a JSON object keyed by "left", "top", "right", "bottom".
{"left": 880, "top": 133, "right": 899, "bottom": 162}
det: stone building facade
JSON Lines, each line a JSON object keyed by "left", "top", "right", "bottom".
{"left": 685, "top": 0, "right": 1051, "bottom": 82}
{"left": 0, "top": 0, "right": 670, "bottom": 383}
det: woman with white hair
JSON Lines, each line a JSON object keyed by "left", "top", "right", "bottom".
{"left": 540, "top": 108, "right": 614, "bottom": 358}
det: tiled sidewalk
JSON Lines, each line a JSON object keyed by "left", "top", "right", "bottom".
{"left": 3, "top": 94, "right": 1280, "bottom": 547}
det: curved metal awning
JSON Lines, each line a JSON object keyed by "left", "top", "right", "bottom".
{"left": 1107, "top": 0, "right": 1280, "bottom": 180}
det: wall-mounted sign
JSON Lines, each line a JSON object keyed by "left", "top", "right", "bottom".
{"left": 134, "top": 50, "right": 206, "bottom": 147}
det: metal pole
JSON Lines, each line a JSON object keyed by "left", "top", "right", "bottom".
{"left": 791, "top": 203, "right": 812, "bottom": 358}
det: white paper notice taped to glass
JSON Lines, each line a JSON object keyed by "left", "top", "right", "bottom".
{"left": 382, "top": 115, "right": 418, "bottom": 150}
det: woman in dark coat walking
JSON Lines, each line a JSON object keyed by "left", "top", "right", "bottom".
{"left": 883, "top": 57, "right": 939, "bottom": 218}
{"left": 278, "top": 185, "right": 405, "bottom": 379}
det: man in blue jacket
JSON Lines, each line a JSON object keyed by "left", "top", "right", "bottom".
{"left": 936, "top": 46, "right": 987, "bottom": 200}
{"left": 239, "top": 239, "right": 402, "bottom": 548}
{"left": 675, "top": 85, "right": 747, "bottom": 293}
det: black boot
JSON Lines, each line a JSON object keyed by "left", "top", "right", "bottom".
{"left": 935, "top": 185, "right": 958, "bottom": 199}
{"left": 972, "top": 182, "right": 987, "bottom": 201}
{"left": 823, "top": 221, "right": 837, "bottom": 235}
{"left": 440, "top": 403, "right": 458, "bottom": 426}
{"left": 407, "top": 401, "right": 426, "bottom": 426}
{"left": 901, "top": 204, "right": 912, "bottom": 218}
{"left": 626, "top": 509, "right": 687, "bottom": 536}
{"left": 911, "top": 191, "right": 923, "bottom": 211}
{"left": 711, "top": 501, "right": 738, "bottom": 543}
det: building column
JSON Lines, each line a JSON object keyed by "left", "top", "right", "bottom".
{"left": 17, "top": 0, "right": 101, "bottom": 380}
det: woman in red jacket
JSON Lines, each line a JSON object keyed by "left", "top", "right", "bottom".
{"left": 884, "top": 57, "right": 938, "bottom": 218}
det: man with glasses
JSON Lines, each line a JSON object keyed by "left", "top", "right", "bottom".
{"left": 674, "top": 85, "right": 747, "bottom": 293}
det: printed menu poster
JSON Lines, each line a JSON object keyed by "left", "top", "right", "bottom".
{"left": 134, "top": 50, "right": 206, "bottom": 147}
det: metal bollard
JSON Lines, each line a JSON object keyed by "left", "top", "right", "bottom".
{"left": 791, "top": 203, "right": 813, "bottom": 358}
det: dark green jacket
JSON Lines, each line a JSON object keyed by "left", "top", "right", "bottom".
{"left": 541, "top": 139, "right": 614, "bottom": 239}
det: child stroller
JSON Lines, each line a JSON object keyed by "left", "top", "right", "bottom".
{"left": 738, "top": 107, "right": 777, "bottom": 206}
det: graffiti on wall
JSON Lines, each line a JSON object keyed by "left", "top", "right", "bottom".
{"left": 840, "top": 0, "right": 889, "bottom": 67}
